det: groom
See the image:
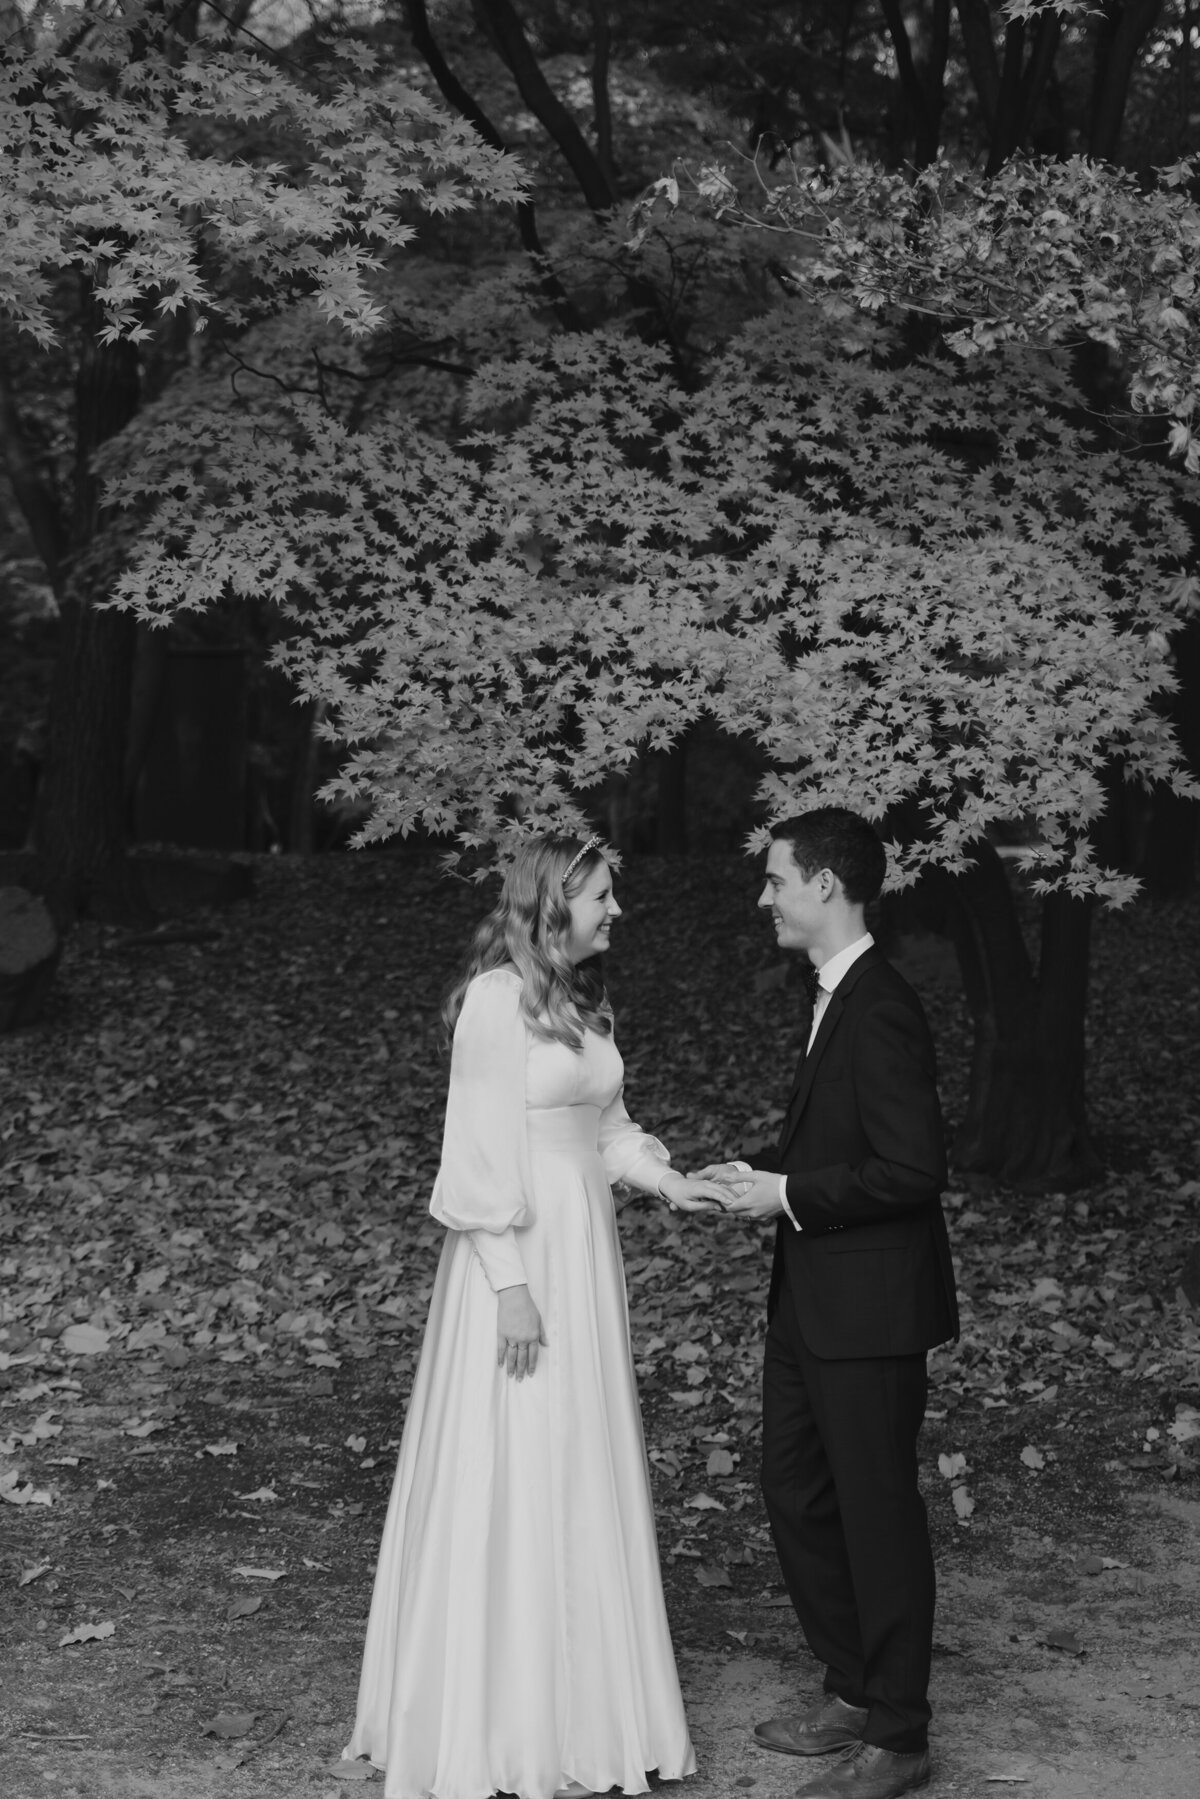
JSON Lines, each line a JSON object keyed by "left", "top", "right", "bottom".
{"left": 697, "top": 809, "right": 958, "bottom": 1799}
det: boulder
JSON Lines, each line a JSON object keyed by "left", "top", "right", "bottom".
{"left": 0, "top": 886, "right": 60, "bottom": 1030}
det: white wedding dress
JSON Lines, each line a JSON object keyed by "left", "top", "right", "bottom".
{"left": 344, "top": 968, "right": 696, "bottom": 1799}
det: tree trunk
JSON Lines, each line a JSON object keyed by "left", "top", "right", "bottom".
{"left": 289, "top": 698, "right": 327, "bottom": 854}
{"left": 35, "top": 604, "right": 150, "bottom": 922}
{"left": 654, "top": 737, "right": 688, "bottom": 856}
{"left": 31, "top": 289, "right": 151, "bottom": 923}
{"left": 1088, "top": 0, "right": 1165, "bottom": 162}
{"left": 1142, "top": 790, "right": 1199, "bottom": 898}
{"left": 939, "top": 845, "right": 1102, "bottom": 1189}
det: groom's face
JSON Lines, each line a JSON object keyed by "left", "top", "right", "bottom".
{"left": 758, "top": 839, "right": 826, "bottom": 956}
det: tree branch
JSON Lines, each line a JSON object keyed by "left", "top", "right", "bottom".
{"left": 471, "top": 0, "right": 618, "bottom": 213}
{"left": 403, "top": 0, "right": 585, "bottom": 332}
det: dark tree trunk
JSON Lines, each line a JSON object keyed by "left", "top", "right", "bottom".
{"left": 654, "top": 737, "right": 688, "bottom": 857}
{"left": 939, "top": 845, "right": 1102, "bottom": 1189}
{"left": 35, "top": 604, "right": 149, "bottom": 922}
{"left": 289, "top": 698, "right": 328, "bottom": 854}
{"left": 879, "top": 0, "right": 950, "bottom": 168}
{"left": 31, "top": 290, "right": 151, "bottom": 923}
{"left": 1142, "top": 790, "right": 1199, "bottom": 898}
{"left": 1088, "top": 0, "right": 1165, "bottom": 161}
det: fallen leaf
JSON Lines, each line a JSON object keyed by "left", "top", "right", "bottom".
{"left": 59, "top": 1323, "right": 109, "bottom": 1356}
{"left": 695, "top": 1562, "right": 732, "bottom": 1587}
{"left": 1168, "top": 1405, "right": 1200, "bottom": 1444}
{"left": 1020, "top": 1445, "right": 1045, "bottom": 1471}
{"left": 330, "top": 1760, "right": 379, "bottom": 1781}
{"left": 0, "top": 1468, "right": 53, "bottom": 1506}
{"left": 706, "top": 1448, "right": 735, "bottom": 1477}
{"left": 345, "top": 1435, "right": 367, "bottom": 1454}
{"left": 1043, "top": 1627, "right": 1083, "bottom": 1655}
{"left": 235, "top": 1486, "right": 279, "bottom": 1503}
{"left": 227, "top": 1596, "right": 262, "bottom": 1620}
{"left": 938, "top": 1452, "right": 968, "bottom": 1480}
{"left": 18, "top": 1563, "right": 52, "bottom": 1587}
{"left": 686, "top": 1493, "right": 725, "bottom": 1511}
{"left": 59, "top": 1620, "right": 115, "bottom": 1647}
{"left": 201, "top": 1709, "right": 258, "bottom": 1739}
{"left": 203, "top": 1441, "right": 239, "bottom": 1457}
{"left": 952, "top": 1485, "right": 975, "bottom": 1523}
{"left": 232, "top": 1566, "right": 286, "bottom": 1581}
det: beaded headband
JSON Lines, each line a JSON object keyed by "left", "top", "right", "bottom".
{"left": 562, "top": 833, "right": 604, "bottom": 887}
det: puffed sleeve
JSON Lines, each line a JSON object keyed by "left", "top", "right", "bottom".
{"left": 598, "top": 1083, "right": 671, "bottom": 1195}
{"left": 430, "top": 969, "right": 533, "bottom": 1290}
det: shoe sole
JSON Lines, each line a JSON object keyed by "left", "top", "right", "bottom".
{"left": 752, "top": 1728, "right": 865, "bottom": 1758}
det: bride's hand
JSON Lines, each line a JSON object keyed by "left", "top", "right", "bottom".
{"left": 658, "top": 1170, "right": 731, "bottom": 1215}
{"left": 496, "top": 1284, "right": 547, "bottom": 1380}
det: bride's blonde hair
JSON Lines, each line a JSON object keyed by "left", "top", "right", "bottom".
{"left": 443, "top": 834, "right": 614, "bottom": 1051}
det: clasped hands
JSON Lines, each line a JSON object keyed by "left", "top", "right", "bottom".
{"left": 676, "top": 1165, "right": 788, "bottom": 1223}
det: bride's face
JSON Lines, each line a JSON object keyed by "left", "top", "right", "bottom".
{"left": 564, "top": 860, "right": 621, "bottom": 964}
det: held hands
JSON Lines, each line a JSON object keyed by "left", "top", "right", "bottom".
{"left": 688, "top": 1163, "right": 785, "bottom": 1222}
{"left": 496, "top": 1284, "right": 547, "bottom": 1381}
{"left": 657, "top": 1169, "right": 732, "bottom": 1215}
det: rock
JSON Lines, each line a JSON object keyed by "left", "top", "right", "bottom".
{"left": 0, "top": 886, "right": 60, "bottom": 1031}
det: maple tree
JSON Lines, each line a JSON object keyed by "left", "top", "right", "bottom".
{"left": 7, "top": 0, "right": 1200, "bottom": 1186}
{"left": 0, "top": 0, "right": 524, "bottom": 916}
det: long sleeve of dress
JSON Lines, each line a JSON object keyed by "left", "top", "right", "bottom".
{"left": 430, "top": 969, "right": 533, "bottom": 1292}
{"left": 598, "top": 1084, "right": 671, "bottom": 1195}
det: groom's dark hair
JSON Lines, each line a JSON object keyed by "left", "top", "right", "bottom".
{"left": 771, "top": 808, "right": 886, "bottom": 907}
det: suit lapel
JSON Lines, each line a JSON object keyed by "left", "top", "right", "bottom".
{"left": 776, "top": 945, "right": 886, "bottom": 1159}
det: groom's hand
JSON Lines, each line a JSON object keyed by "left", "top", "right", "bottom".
{"left": 711, "top": 1168, "right": 785, "bottom": 1221}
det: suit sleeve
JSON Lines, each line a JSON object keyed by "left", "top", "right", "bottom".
{"left": 782, "top": 997, "right": 946, "bottom": 1228}
{"left": 429, "top": 969, "right": 532, "bottom": 1291}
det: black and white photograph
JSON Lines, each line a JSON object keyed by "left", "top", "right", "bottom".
{"left": 2, "top": 5, "right": 1199, "bottom": 1799}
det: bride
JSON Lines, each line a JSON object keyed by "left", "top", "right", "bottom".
{"left": 344, "top": 833, "right": 726, "bottom": 1799}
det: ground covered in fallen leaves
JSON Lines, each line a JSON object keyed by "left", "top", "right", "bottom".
{"left": 1, "top": 852, "right": 1198, "bottom": 1799}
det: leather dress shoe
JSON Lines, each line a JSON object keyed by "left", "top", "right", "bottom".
{"left": 754, "top": 1693, "right": 869, "bottom": 1756}
{"left": 792, "top": 1741, "right": 930, "bottom": 1798}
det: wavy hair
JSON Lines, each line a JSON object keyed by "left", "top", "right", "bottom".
{"left": 443, "top": 834, "right": 613, "bottom": 1050}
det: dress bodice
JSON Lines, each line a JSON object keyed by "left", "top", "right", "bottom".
{"left": 525, "top": 1027, "right": 624, "bottom": 1113}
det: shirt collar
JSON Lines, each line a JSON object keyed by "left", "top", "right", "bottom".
{"left": 816, "top": 932, "right": 874, "bottom": 996}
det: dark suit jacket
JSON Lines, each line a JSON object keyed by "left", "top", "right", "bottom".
{"left": 747, "top": 946, "right": 959, "bottom": 1361}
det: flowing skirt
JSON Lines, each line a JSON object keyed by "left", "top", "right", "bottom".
{"left": 344, "top": 1105, "right": 695, "bottom": 1799}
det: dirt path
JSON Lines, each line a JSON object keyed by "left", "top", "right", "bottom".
{"left": 4, "top": 1385, "right": 1198, "bottom": 1799}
